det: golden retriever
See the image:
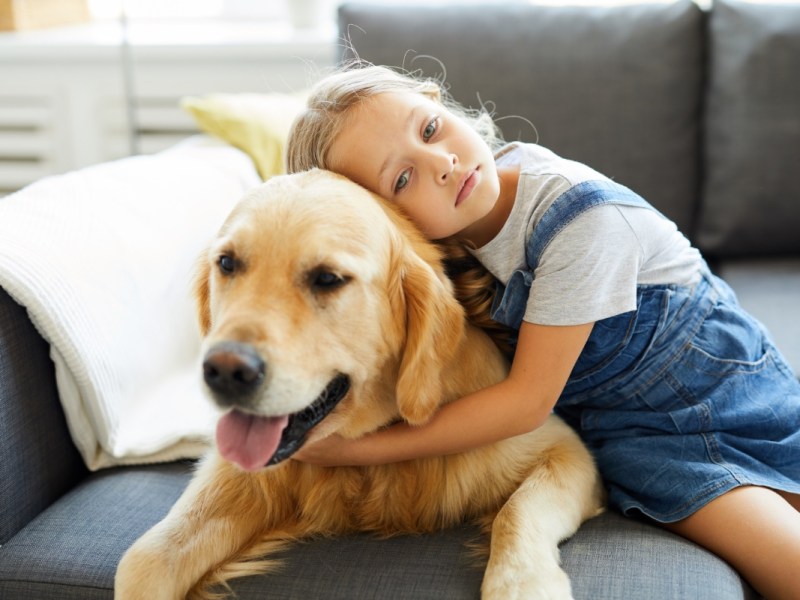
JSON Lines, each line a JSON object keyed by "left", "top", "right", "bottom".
{"left": 115, "top": 170, "right": 604, "bottom": 600}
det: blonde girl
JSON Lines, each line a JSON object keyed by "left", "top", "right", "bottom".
{"left": 287, "top": 63, "right": 800, "bottom": 599}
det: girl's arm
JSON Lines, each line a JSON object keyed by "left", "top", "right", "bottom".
{"left": 293, "top": 321, "right": 594, "bottom": 467}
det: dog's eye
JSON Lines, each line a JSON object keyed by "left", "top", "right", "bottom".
{"left": 309, "top": 268, "right": 349, "bottom": 292}
{"left": 218, "top": 254, "right": 236, "bottom": 275}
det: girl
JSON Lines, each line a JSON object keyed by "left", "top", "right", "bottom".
{"left": 286, "top": 64, "right": 800, "bottom": 599}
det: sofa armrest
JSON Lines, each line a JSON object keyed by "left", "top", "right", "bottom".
{"left": 0, "top": 286, "right": 87, "bottom": 545}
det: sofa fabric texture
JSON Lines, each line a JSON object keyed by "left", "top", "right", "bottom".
{"left": 0, "top": 287, "right": 87, "bottom": 546}
{"left": 0, "top": 458, "right": 751, "bottom": 600}
{"left": 2, "top": 0, "right": 798, "bottom": 598}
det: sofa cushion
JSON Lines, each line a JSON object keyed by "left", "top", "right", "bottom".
{"left": 0, "top": 463, "right": 754, "bottom": 599}
{"left": 698, "top": 0, "right": 800, "bottom": 257}
{"left": 0, "top": 137, "right": 259, "bottom": 470}
{"left": 339, "top": 0, "right": 704, "bottom": 236}
{"left": 0, "top": 463, "right": 191, "bottom": 600}
{"left": 230, "top": 511, "right": 754, "bottom": 600}
{"left": 181, "top": 92, "right": 308, "bottom": 180}
{"left": 562, "top": 513, "right": 754, "bottom": 600}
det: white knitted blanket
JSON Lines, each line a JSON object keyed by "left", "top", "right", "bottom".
{"left": 0, "top": 138, "right": 259, "bottom": 470}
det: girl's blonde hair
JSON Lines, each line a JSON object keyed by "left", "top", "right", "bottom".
{"left": 286, "top": 63, "right": 503, "bottom": 173}
{"left": 286, "top": 62, "right": 514, "bottom": 355}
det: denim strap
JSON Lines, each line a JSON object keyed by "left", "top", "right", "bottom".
{"left": 491, "top": 180, "right": 655, "bottom": 331}
{"left": 525, "top": 180, "right": 653, "bottom": 272}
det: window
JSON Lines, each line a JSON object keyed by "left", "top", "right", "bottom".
{"left": 87, "top": 0, "right": 286, "bottom": 20}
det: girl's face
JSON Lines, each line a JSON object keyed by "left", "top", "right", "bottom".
{"left": 328, "top": 91, "right": 508, "bottom": 243}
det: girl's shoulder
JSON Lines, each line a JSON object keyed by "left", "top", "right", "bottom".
{"left": 495, "top": 142, "right": 610, "bottom": 189}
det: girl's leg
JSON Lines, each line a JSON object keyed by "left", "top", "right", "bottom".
{"left": 663, "top": 486, "right": 800, "bottom": 600}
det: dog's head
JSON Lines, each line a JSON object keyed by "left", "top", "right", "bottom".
{"left": 195, "top": 170, "right": 466, "bottom": 470}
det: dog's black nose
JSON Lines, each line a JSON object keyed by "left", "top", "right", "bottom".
{"left": 203, "top": 342, "right": 266, "bottom": 401}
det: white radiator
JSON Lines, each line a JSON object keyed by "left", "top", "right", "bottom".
{"left": 0, "top": 96, "right": 55, "bottom": 194}
{"left": 0, "top": 20, "right": 335, "bottom": 196}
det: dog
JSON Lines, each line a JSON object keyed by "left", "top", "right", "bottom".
{"left": 115, "top": 170, "right": 604, "bottom": 600}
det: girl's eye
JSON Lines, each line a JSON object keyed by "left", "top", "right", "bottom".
{"left": 422, "top": 116, "right": 439, "bottom": 141}
{"left": 394, "top": 169, "right": 411, "bottom": 193}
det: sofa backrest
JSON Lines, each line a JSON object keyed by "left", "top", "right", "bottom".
{"left": 699, "top": 0, "right": 800, "bottom": 258}
{"left": 339, "top": 1, "right": 800, "bottom": 260}
{"left": 338, "top": 1, "right": 705, "bottom": 238}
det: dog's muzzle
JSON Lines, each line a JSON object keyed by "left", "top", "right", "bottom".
{"left": 267, "top": 373, "right": 351, "bottom": 465}
{"left": 203, "top": 342, "right": 351, "bottom": 469}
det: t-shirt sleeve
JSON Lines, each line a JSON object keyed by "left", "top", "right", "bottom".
{"left": 524, "top": 204, "right": 643, "bottom": 326}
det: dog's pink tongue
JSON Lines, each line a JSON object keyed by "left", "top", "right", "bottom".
{"left": 216, "top": 410, "right": 289, "bottom": 471}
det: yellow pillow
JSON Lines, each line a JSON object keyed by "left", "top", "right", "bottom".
{"left": 181, "top": 92, "right": 308, "bottom": 180}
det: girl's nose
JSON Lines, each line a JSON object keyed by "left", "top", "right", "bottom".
{"left": 437, "top": 152, "right": 458, "bottom": 184}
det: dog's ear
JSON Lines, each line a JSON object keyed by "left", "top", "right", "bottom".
{"left": 396, "top": 249, "right": 465, "bottom": 425}
{"left": 193, "top": 251, "right": 212, "bottom": 336}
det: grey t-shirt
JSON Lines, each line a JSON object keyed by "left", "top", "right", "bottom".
{"left": 471, "top": 143, "right": 702, "bottom": 326}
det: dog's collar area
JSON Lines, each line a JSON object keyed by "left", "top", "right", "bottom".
{"left": 266, "top": 373, "right": 351, "bottom": 466}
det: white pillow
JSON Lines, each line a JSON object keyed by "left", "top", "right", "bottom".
{"left": 0, "top": 137, "right": 260, "bottom": 470}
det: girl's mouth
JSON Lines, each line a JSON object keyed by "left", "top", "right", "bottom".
{"left": 456, "top": 169, "right": 479, "bottom": 207}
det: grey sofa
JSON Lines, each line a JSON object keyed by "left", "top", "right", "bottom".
{"left": 1, "top": 0, "right": 798, "bottom": 598}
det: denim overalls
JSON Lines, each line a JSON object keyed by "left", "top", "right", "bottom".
{"left": 490, "top": 180, "right": 800, "bottom": 522}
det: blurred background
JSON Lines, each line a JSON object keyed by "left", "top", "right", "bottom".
{"left": 0, "top": 0, "right": 724, "bottom": 197}
{"left": 0, "top": 0, "right": 346, "bottom": 196}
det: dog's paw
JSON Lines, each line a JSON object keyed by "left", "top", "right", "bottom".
{"left": 481, "top": 566, "right": 573, "bottom": 600}
{"left": 115, "top": 544, "right": 180, "bottom": 600}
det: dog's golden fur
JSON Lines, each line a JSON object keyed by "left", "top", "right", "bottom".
{"left": 115, "top": 170, "right": 604, "bottom": 600}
